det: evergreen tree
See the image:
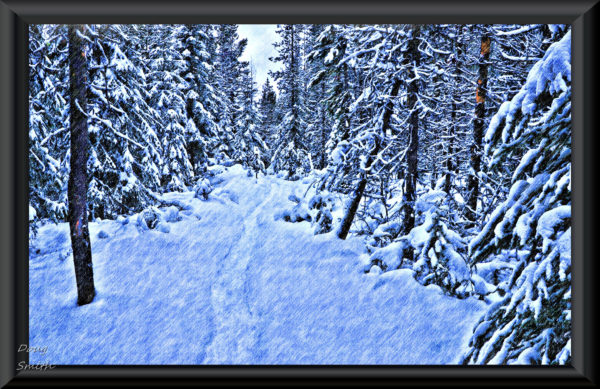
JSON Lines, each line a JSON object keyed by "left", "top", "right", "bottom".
{"left": 233, "top": 63, "right": 269, "bottom": 175}
{"left": 258, "top": 77, "right": 278, "bottom": 149}
{"left": 28, "top": 24, "right": 70, "bottom": 225}
{"left": 304, "top": 24, "right": 330, "bottom": 170}
{"left": 269, "top": 24, "right": 308, "bottom": 178}
{"left": 85, "top": 24, "right": 165, "bottom": 218}
{"left": 215, "top": 24, "right": 246, "bottom": 160}
{"left": 462, "top": 31, "right": 571, "bottom": 365}
{"left": 306, "top": 24, "right": 354, "bottom": 192}
{"left": 178, "top": 24, "right": 221, "bottom": 177}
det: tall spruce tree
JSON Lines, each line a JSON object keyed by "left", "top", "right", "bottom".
{"left": 269, "top": 24, "right": 308, "bottom": 178}
{"left": 258, "top": 77, "right": 278, "bottom": 150}
{"left": 215, "top": 24, "right": 246, "bottom": 160}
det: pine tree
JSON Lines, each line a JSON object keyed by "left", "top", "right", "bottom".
{"left": 304, "top": 24, "right": 330, "bottom": 170}
{"left": 84, "top": 24, "right": 166, "bottom": 218}
{"left": 215, "top": 24, "right": 246, "bottom": 160}
{"left": 269, "top": 24, "right": 308, "bottom": 178}
{"left": 144, "top": 25, "right": 195, "bottom": 193}
{"left": 178, "top": 24, "right": 221, "bottom": 178}
{"left": 462, "top": 30, "right": 571, "bottom": 365}
{"left": 28, "top": 24, "right": 70, "bottom": 225}
{"left": 306, "top": 24, "right": 354, "bottom": 192}
{"left": 258, "top": 77, "right": 278, "bottom": 150}
{"left": 233, "top": 63, "right": 269, "bottom": 175}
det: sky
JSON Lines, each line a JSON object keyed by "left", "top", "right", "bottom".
{"left": 237, "top": 25, "right": 281, "bottom": 94}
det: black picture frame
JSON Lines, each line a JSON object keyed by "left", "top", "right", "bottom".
{"left": 1, "top": 0, "right": 597, "bottom": 386}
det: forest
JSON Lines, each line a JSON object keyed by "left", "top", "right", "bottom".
{"left": 28, "top": 24, "right": 571, "bottom": 365}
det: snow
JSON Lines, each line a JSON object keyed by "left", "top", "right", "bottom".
{"left": 538, "top": 205, "right": 570, "bottom": 240}
{"left": 29, "top": 165, "right": 485, "bottom": 364}
{"left": 495, "top": 24, "right": 539, "bottom": 36}
{"left": 537, "top": 205, "right": 570, "bottom": 253}
{"left": 485, "top": 31, "right": 571, "bottom": 149}
{"left": 29, "top": 205, "right": 37, "bottom": 222}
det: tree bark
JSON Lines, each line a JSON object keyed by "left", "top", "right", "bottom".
{"left": 68, "top": 25, "right": 95, "bottom": 306}
{"left": 337, "top": 139, "right": 380, "bottom": 240}
{"left": 401, "top": 25, "right": 421, "bottom": 236}
{"left": 445, "top": 25, "right": 464, "bottom": 194}
{"left": 466, "top": 31, "right": 491, "bottom": 227}
{"left": 319, "top": 81, "right": 327, "bottom": 170}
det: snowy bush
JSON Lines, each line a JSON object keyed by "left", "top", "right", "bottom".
{"left": 117, "top": 215, "right": 129, "bottom": 225}
{"left": 408, "top": 206, "right": 473, "bottom": 298}
{"left": 308, "top": 192, "right": 335, "bottom": 234}
{"left": 276, "top": 190, "right": 339, "bottom": 234}
{"left": 359, "top": 177, "right": 404, "bottom": 246}
{"left": 276, "top": 194, "right": 312, "bottom": 223}
{"left": 137, "top": 207, "right": 162, "bottom": 230}
{"left": 166, "top": 176, "right": 186, "bottom": 193}
{"left": 194, "top": 178, "right": 213, "bottom": 200}
{"left": 369, "top": 189, "right": 474, "bottom": 298}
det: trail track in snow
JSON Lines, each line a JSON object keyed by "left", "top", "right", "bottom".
{"left": 205, "top": 177, "right": 280, "bottom": 363}
{"left": 29, "top": 165, "right": 486, "bottom": 365}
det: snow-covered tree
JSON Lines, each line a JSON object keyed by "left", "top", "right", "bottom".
{"left": 232, "top": 63, "right": 269, "bottom": 175}
{"left": 269, "top": 24, "right": 309, "bottom": 178}
{"left": 215, "top": 24, "right": 246, "bottom": 160}
{"left": 177, "top": 24, "right": 221, "bottom": 177}
{"left": 464, "top": 26, "right": 493, "bottom": 227}
{"left": 29, "top": 24, "right": 70, "bottom": 225}
{"left": 85, "top": 24, "right": 165, "bottom": 218}
{"left": 258, "top": 77, "right": 278, "bottom": 150}
{"left": 304, "top": 24, "right": 331, "bottom": 170}
{"left": 462, "top": 30, "right": 572, "bottom": 365}
{"left": 370, "top": 190, "right": 473, "bottom": 298}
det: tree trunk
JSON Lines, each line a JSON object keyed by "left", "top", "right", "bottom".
{"left": 337, "top": 75, "right": 401, "bottom": 240}
{"left": 465, "top": 31, "right": 491, "bottom": 227}
{"left": 445, "top": 25, "right": 464, "bottom": 195}
{"left": 68, "top": 25, "right": 95, "bottom": 306}
{"left": 319, "top": 81, "right": 327, "bottom": 170}
{"left": 401, "top": 25, "right": 421, "bottom": 236}
{"left": 337, "top": 140, "right": 380, "bottom": 240}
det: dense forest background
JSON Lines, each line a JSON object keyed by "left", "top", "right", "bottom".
{"left": 29, "top": 24, "right": 571, "bottom": 364}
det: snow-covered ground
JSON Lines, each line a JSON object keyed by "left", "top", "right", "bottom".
{"left": 29, "top": 165, "right": 485, "bottom": 365}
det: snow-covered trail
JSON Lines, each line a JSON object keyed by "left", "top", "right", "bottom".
{"left": 204, "top": 175, "right": 282, "bottom": 363}
{"left": 29, "top": 165, "right": 486, "bottom": 365}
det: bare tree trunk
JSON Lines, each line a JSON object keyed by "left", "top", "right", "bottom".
{"left": 68, "top": 24, "right": 95, "bottom": 306}
{"left": 401, "top": 25, "right": 421, "bottom": 236}
{"left": 466, "top": 31, "right": 491, "bottom": 227}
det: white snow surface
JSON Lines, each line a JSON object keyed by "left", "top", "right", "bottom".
{"left": 29, "top": 165, "right": 485, "bottom": 365}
